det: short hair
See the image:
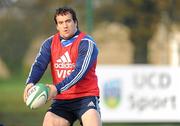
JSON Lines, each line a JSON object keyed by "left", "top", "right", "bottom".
{"left": 54, "top": 7, "right": 78, "bottom": 28}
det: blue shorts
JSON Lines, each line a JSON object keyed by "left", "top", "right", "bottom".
{"left": 47, "top": 96, "right": 101, "bottom": 125}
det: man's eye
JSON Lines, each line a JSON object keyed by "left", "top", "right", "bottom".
{"left": 58, "top": 22, "right": 63, "bottom": 25}
{"left": 66, "top": 19, "right": 71, "bottom": 23}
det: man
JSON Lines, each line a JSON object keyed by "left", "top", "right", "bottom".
{"left": 23, "top": 7, "right": 101, "bottom": 126}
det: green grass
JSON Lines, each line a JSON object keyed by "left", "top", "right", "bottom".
{"left": 0, "top": 75, "right": 180, "bottom": 126}
{"left": 0, "top": 75, "right": 48, "bottom": 126}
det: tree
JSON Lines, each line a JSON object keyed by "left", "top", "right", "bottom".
{"left": 94, "top": 0, "right": 160, "bottom": 63}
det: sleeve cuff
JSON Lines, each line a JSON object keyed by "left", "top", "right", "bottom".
{"left": 26, "top": 82, "right": 35, "bottom": 85}
{"left": 55, "top": 85, "right": 61, "bottom": 94}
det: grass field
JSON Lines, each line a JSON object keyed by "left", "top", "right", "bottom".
{"left": 0, "top": 74, "right": 180, "bottom": 126}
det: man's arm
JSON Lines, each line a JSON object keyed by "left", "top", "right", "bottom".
{"left": 26, "top": 36, "right": 52, "bottom": 84}
{"left": 55, "top": 37, "right": 98, "bottom": 94}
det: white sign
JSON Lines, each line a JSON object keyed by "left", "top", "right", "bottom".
{"left": 97, "top": 65, "right": 180, "bottom": 122}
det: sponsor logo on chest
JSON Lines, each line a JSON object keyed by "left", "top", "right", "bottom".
{"left": 54, "top": 51, "right": 75, "bottom": 78}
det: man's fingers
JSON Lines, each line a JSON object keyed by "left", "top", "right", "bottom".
{"left": 46, "top": 84, "right": 57, "bottom": 101}
{"left": 23, "top": 83, "right": 34, "bottom": 103}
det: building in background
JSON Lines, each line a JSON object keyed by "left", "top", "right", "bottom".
{"left": 148, "top": 23, "right": 180, "bottom": 66}
{"left": 93, "top": 22, "right": 134, "bottom": 65}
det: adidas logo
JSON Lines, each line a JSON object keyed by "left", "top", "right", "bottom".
{"left": 54, "top": 51, "right": 75, "bottom": 69}
{"left": 88, "top": 101, "right": 95, "bottom": 107}
{"left": 54, "top": 51, "right": 75, "bottom": 78}
{"left": 56, "top": 51, "right": 71, "bottom": 63}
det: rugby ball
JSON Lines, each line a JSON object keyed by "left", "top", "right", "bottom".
{"left": 26, "top": 83, "right": 49, "bottom": 109}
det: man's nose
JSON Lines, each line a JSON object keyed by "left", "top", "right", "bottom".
{"left": 63, "top": 22, "right": 68, "bottom": 27}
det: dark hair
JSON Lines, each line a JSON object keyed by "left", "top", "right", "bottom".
{"left": 54, "top": 7, "right": 78, "bottom": 28}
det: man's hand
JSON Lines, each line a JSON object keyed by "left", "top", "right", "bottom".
{"left": 46, "top": 84, "right": 58, "bottom": 100}
{"left": 23, "top": 83, "right": 34, "bottom": 103}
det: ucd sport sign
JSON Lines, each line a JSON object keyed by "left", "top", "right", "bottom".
{"left": 97, "top": 65, "right": 180, "bottom": 122}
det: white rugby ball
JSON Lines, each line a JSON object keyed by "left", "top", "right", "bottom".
{"left": 26, "top": 83, "right": 49, "bottom": 109}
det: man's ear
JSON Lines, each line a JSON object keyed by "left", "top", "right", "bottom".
{"left": 75, "top": 21, "right": 78, "bottom": 28}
